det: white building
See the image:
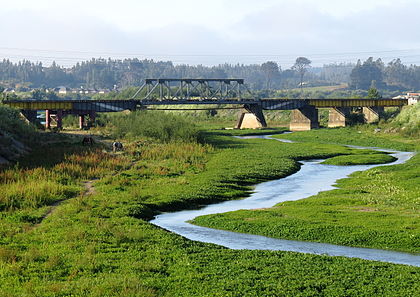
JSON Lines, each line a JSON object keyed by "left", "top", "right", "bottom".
{"left": 393, "top": 92, "right": 419, "bottom": 105}
{"left": 407, "top": 92, "right": 419, "bottom": 105}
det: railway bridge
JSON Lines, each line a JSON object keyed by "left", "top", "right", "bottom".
{"left": 4, "top": 78, "right": 407, "bottom": 131}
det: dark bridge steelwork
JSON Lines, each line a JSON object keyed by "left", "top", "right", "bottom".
{"left": 132, "top": 78, "right": 254, "bottom": 102}
{"left": 3, "top": 78, "right": 409, "bottom": 130}
{"left": 4, "top": 98, "right": 407, "bottom": 111}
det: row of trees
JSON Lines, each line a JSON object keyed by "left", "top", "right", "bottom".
{"left": 0, "top": 57, "right": 341, "bottom": 91}
{"left": 0, "top": 57, "right": 418, "bottom": 91}
{"left": 350, "top": 57, "right": 420, "bottom": 90}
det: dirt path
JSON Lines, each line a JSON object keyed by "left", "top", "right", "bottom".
{"left": 82, "top": 180, "right": 96, "bottom": 196}
{"left": 36, "top": 178, "right": 97, "bottom": 226}
{"left": 33, "top": 131, "right": 128, "bottom": 227}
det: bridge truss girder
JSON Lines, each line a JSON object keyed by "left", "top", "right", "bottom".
{"left": 131, "top": 78, "right": 253, "bottom": 101}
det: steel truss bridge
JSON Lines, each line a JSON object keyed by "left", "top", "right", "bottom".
{"left": 3, "top": 78, "right": 408, "bottom": 130}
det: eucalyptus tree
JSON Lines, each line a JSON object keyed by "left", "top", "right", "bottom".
{"left": 292, "top": 57, "right": 311, "bottom": 94}
{"left": 261, "top": 61, "right": 281, "bottom": 90}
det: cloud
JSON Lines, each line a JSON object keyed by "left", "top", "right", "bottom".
{"left": 225, "top": 1, "right": 420, "bottom": 64}
{"left": 1, "top": 1, "right": 420, "bottom": 67}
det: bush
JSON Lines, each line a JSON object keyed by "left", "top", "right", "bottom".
{"left": 392, "top": 103, "right": 420, "bottom": 137}
{"left": 0, "top": 105, "right": 35, "bottom": 138}
{"left": 109, "top": 111, "right": 201, "bottom": 143}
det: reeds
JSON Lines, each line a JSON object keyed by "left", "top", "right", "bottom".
{"left": 0, "top": 149, "right": 131, "bottom": 211}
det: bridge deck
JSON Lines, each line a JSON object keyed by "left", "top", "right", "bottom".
{"left": 3, "top": 98, "right": 408, "bottom": 112}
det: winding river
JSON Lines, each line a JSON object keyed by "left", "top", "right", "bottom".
{"left": 151, "top": 135, "right": 420, "bottom": 267}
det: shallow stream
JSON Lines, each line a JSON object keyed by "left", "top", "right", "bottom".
{"left": 151, "top": 135, "right": 420, "bottom": 267}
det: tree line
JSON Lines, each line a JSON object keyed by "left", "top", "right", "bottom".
{"left": 0, "top": 57, "right": 418, "bottom": 91}
{"left": 349, "top": 57, "right": 420, "bottom": 90}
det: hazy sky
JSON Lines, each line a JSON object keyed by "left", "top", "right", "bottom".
{"left": 1, "top": 0, "right": 420, "bottom": 67}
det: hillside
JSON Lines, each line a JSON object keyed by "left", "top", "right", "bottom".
{"left": 392, "top": 102, "right": 420, "bottom": 137}
{"left": 0, "top": 105, "right": 35, "bottom": 165}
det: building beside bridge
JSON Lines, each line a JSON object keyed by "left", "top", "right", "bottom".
{"left": 393, "top": 92, "right": 419, "bottom": 105}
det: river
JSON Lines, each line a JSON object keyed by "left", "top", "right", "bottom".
{"left": 151, "top": 135, "right": 420, "bottom": 267}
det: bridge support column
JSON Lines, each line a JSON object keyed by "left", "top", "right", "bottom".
{"left": 235, "top": 104, "right": 267, "bottom": 129}
{"left": 45, "top": 110, "right": 52, "bottom": 129}
{"left": 363, "top": 107, "right": 384, "bottom": 123}
{"left": 20, "top": 110, "right": 38, "bottom": 124}
{"left": 56, "top": 110, "right": 63, "bottom": 130}
{"left": 79, "top": 115, "right": 85, "bottom": 129}
{"left": 290, "top": 106, "right": 319, "bottom": 131}
{"left": 328, "top": 107, "right": 350, "bottom": 128}
{"left": 88, "top": 111, "right": 96, "bottom": 127}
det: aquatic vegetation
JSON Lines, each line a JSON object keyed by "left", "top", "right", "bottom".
{"left": 193, "top": 130, "right": 420, "bottom": 253}
{"left": 321, "top": 153, "right": 397, "bottom": 165}
{"left": 0, "top": 117, "right": 418, "bottom": 296}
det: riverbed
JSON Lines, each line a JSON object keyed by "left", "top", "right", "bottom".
{"left": 151, "top": 135, "right": 420, "bottom": 267}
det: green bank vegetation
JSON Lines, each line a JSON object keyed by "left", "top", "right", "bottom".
{"left": 0, "top": 105, "right": 36, "bottom": 162}
{"left": 0, "top": 109, "right": 419, "bottom": 296}
{"left": 321, "top": 153, "right": 397, "bottom": 165}
{"left": 192, "top": 127, "right": 420, "bottom": 254}
{"left": 392, "top": 102, "right": 420, "bottom": 137}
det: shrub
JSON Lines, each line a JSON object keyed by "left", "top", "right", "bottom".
{"left": 392, "top": 103, "right": 420, "bottom": 137}
{"left": 109, "top": 111, "right": 201, "bottom": 143}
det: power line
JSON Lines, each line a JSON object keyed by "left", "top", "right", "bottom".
{"left": 1, "top": 47, "right": 420, "bottom": 67}
{"left": 1, "top": 46, "right": 420, "bottom": 58}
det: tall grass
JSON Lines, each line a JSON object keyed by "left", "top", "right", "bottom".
{"left": 109, "top": 111, "right": 201, "bottom": 143}
{"left": 0, "top": 105, "right": 35, "bottom": 138}
{"left": 0, "top": 149, "right": 131, "bottom": 211}
{"left": 392, "top": 103, "right": 420, "bottom": 137}
{"left": 0, "top": 105, "right": 36, "bottom": 161}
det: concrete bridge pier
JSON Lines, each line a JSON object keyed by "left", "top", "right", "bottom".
{"left": 89, "top": 111, "right": 96, "bottom": 127}
{"left": 235, "top": 104, "right": 267, "bottom": 129}
{"left": 56, "top": 110, "right": 63, "bottom": 130}
{"left": 78, "top": 111, "right": 96, "bottom": 129}
{"left": 328, "top": 107, "right": 351, "bottom": 128}
{"left": 290, "top": 105, "right": 319, "bottom": 131}
{"left": 45, "top": 110, "right": 52, "bottom": 129}
{"left": 363, "top": 107, "right": 384, "bottom": 123}
{"left": 79, "top": 114, "right": 85, "bottom": 129}
{"left": 20, "top": 110, "right": 38, "bottom": 124}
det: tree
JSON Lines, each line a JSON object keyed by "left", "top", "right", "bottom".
{"left": 349, "top": 57, "right": 384, "bottom": 90}
{"left": 261, "top": 61, "right": 280, "bottom": 90}
{"left": 292, "top": 57, "right": 311, "bottom": 93}
{"left": 367, "top": 87, "right": 382, "bottom": 99}
{"left": 32, "top": 89, "right": 45, "bottom": 100}
{"left": 385, "top": 58, "right": 408, "bottom": 88}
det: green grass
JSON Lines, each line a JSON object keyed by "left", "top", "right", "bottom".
{"left": 0, "top": 115, "right": 419, "bottom": 296}
{"left": 321, "top": 153, "right": 397, "bottom": 165}
{"left": 192, "top": 128, "right": 420, "bottom": 253}
{"left": 272, "top": 126, "right": 416, "bottom": 151}
{"left": 0, "top": 104, "right": 36, "bottom": 162}
{"left": 205, "top": 127, "right": 287, "bottom": 137}
{"left": 392, "top": 103, "right": 420, "bottom": 137}
{"left": 284, "top": 84, "right": 348, "bottom": 93}
{"left": 107, "top": 110, "right": 202, "bottom": 143}
{"left": 0, "top": 135, "right": 132, "bottom": 244}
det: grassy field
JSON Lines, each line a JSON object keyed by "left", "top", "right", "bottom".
{"left": 0, "top": 112, "right": 419, "bottom": 296}
{"left": 284, "top": 84, "right": 348, "bottom": 93}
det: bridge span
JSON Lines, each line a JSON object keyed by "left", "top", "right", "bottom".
{"left": 3, "top": 78, "right": 407, "bottom": 131}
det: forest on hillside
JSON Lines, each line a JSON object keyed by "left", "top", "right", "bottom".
{"left": 0, "top": 57, "right": 419, "bottom": 91}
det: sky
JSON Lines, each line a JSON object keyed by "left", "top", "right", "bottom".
{"left": 1, "top": 0, "right": 420, "bottom": 67}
